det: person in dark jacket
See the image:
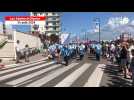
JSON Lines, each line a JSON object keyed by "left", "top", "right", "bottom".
{"left": 61, "top": 45, "right": 70, "bottom": 66}
{"left": 120, "top": 45, "right": 128, "bottom": 78}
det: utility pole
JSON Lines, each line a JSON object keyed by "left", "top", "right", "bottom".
{"left": 93, "top": 18, "right": 100, "bottom": 43}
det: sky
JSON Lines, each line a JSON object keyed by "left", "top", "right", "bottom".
{"left": 0, "top": 12, "right": 134, "bottom": 40}
{"left": 61, "top": 13, "right": 134, "bottom": 33}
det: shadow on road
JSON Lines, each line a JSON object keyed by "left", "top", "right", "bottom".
{"left": 101, "top": 64, "right": 132, "bottom": 87}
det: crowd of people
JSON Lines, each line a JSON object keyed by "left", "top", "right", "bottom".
{"left": 15, "top": 38, "right": 134, "bottom": 86}
{"left": 47, "top": 43, "right": 88, "bottom": 66}
{"left": 98, "top": 40, "right": 134, "bottom": 86}
{"left": 15, "top": 40, "right": 31, "bottom": 63}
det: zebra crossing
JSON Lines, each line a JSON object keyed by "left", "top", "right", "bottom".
{"left": 0, "top": 59, "right": 106, "bottom": 87}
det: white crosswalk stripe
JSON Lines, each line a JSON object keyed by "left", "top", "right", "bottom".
{"left": 84, "top": 64, "right": 106, "bottom": 87}
{"left": 26, "top": 62, "right": 79, "bottom": 87}
{"left": 0, "top": 61, "right": 54, "bottom": 81}
{"left": 55, "top": 63, "right": 92, "bottom": 87}
{"left": 0, "top": 60, "right": 47, "bottom": 75}
{"left": 6, "top": 64, "right": 61, "bottom": 86}
{"left": 0, "top": 59, "right": 106, "bottom": 87}
{"left": 5, "top": 57, "right": 48, "bottom": 69}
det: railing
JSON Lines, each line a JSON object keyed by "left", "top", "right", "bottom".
{"left": 0, "top": 39, "right": 7, "bottom": 49}
{"left": 0, "top": 35, "right": 8, "bottom": 48}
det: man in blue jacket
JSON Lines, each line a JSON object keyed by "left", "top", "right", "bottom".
{"left": 61, "top": 45, "right": 70, "bottom": 66}
{"left": 95, "top": 43, "right": 102, "bottom": 61}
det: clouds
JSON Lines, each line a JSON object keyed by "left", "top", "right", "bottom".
{"left": 87, "top": 16, "right": 134, "bottom": 40}
{"left": 107, "top": 16, "right": 129, "bottom": 29}
{"left": 70, "top": 16, "right": 134, "bottom": 41}
{"left": 130, "top": 20, "right": 134, "bottom": 25}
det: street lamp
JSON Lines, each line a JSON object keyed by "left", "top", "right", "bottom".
{"left": 93, "top": 18, "right": 100, "bottom": 43}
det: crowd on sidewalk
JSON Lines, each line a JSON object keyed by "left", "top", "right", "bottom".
{"left": 97, "top": 40, "right": 134, "bottom": 86}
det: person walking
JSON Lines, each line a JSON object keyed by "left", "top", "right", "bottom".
{"left": 110, "top": 43, "right": 116, "bottom": 63}
{"left": 55, "top": 45, "right": 61, "bottom": 64}
{"left": 79, "top": 43, "right": 84, "bottom": 60}
{"left": 120, "top": 45, "right": 129, "bottom": 78}
{"left": 95, "top": 43, "right": 102, "bottom": 61}
{"left": 24, "top": 44, "right": 30, "bottom": 62}
{"left": 62, "top": 45, "right": 70, "bottom": 66}
{"left": 15, "top": 40, "right": 21, "bottom": 63}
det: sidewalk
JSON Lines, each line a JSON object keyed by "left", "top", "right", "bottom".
{"left": 1, "top": 53, "right": 48, "bottom": 69}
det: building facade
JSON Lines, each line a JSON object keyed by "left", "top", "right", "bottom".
{"left": 30, "top": 12, "right": 61, "bottom": 36}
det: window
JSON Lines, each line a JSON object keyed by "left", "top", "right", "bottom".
{"left": 52, "top": 18, "right": 56, "bottom": 20}
{"left": 46, "top": 22, "right": 48, "bottom": 25}
{"left": 52, "top": 12, "right": 55, "bottom": 15}
{"left": 48, "top": 18, "right": 52, "bottom": 20}
{"left": 46, "top": 26, "right": 48, "bottom": 30}
{"left": 34, "top": 12, "right": 37, "bottom": 16}
{"left": 53, "top": 27, "right": 56, "bottom": 30}
{"left": 40, "top": 12, "right": 43, "bottom": 15}
{"left": 53, "top": 22, "right": 56, "bottom": 25}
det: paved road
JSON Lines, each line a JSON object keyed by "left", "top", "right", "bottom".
{"left": 0, "top": 53, "right": 132, "bottom": 87}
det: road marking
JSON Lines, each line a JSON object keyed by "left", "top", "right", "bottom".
{"left": 55, "top": 63, "right": 92, "bottom": 87}
{"left": 26, "top": 62, "right": 79, "bottom": 87}
{"left": 0, "top": 62, "right": 54, "bottom": 81}
{"left": 84, "top": 64, "right": 105, "bottom": 87}
{"left": 0, "top": 60, "right": 47, "bottom": 75}
{"left": 5, "top": 57, "right": 48, "bottom": 68}
{"left": 6, "top": 64, "right": 61, "bottom": 86}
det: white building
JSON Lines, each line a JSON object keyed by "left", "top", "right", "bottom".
{"left": 30, "top": 12, "right": 61, "bottom": 36}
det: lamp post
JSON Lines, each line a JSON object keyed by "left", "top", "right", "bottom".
{"left": 93, "top": 18, "right": 100, "bottom": 43}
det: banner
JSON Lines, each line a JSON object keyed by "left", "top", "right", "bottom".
{"left": 60, "top": 33, "right": 69, "bottom": 44}
{"left": 5, "top": 16, "right": 46, "bottom": 25}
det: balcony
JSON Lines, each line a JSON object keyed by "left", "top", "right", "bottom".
{"left": 46, "top": 24, "right": 60, "bottom": 27}
{"left": 46, "top": 18, "right": 60, "bottom": 22}
{"left": 47, "top": 13, "right": 60, "bottom": 17}
{"left": 46, "top": 29, "right": 60, "bottom": 32}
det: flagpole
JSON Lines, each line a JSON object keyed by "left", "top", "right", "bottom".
{"left": 93, "top": 18, "right": 100, "bottom": 43}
